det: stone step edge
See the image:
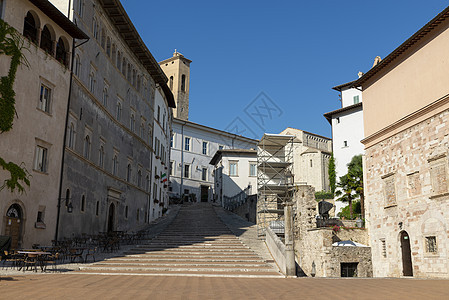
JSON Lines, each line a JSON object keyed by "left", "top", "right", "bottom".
{"left": 72, "top": 272, "right": 284, "bottom": 278}
{"left": 79, "top": 266, "right": 277, "bottom": 272}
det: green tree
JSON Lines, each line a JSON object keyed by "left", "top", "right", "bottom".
{"left": 335, "top": 155, "right": 364, "bottom": 220}
{"left": 0, "top": 19, "right": 30, "bottom": 193}
{"left": 328, "top": 153, "right": 336, "bottom": 196}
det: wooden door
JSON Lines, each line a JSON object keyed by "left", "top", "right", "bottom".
{"left": 5, "top": 217, "right": 21, "bottom": 249}
{"left": 400, "top": 231, "right": 413, "bottom": 276}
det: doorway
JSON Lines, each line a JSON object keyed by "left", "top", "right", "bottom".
{"left": 400, "top": 231, "right": 413, "bottom": 276}
{"left": 200, "top": 186, "right": 209, "bottom": 202}
{"left": 5, "top": 204, "right": 23, "bottom": 249}
{"left": 107, "top": 203, "right": 115, "bottom": 233}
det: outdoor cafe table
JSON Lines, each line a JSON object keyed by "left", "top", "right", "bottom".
{"left": 18, "top": 251, "right": 51, "bottom": 272}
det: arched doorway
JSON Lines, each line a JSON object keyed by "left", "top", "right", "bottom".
{"left": 5, "top": 204, "right": 23, "bottom": 249}
{"left": 107, "top": 203, "right": 115, "bottom": 233}
{"left": 400, "top": 231, "right": 413, "bottom": 276}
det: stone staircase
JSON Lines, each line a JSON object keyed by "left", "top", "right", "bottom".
{"left": 77, "top": 203, "right": 282, "bottom": 277}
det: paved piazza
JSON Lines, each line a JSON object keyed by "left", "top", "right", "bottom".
{"left": 0, "top": 274, "right": 448, "bottom": 299}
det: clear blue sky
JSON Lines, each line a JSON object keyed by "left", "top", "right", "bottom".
{"left": 122, "top": 1, "right": 448, "bottom": 140}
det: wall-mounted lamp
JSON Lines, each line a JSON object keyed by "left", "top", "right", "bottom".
{"left": 67, "top": 202, "right": 73, "bottom": 213}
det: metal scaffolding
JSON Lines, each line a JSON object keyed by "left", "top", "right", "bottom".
{"left": 257, "top": 134, "right": 294, "bottom": 237}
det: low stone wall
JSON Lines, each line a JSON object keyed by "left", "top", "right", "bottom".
{"left": 330, "top": 246, "right": 373, "bottom": 277}
{"left": 265, "top": 226, "right": 286, "bottom": 275}
{"left": 336, "top": 228, "right": 370, "bottom": 245}
{"left": 230, "top": 195, "right": 257, "bottom": 223}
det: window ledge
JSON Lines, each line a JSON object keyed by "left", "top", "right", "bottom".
{"left": 35, "top": 222, "right": 46, "bottom": 229}
{"left": 33, "top": 169, "right": 48, "bottom": 175}
{"left": 384, "top": 204, "right": 397, "bottom": 209}
{"left": 429, "top": 192, "right": 449, "bottom": 200}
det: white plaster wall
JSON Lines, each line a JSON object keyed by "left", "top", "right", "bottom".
{"left": 220, "top": 153, "right": 257, "bottom": 198}
{"left": 332, "top": 108, "right": 365, "bottom": 214}
{"left": 341, "top": 87, "right": 362, "bottom": 108}
{"left": 170, "top": 119, "right": 257, "bottom": 202}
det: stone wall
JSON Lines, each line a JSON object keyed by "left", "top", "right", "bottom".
{"left": 365, "top": 108, "right": 449, "bottom": 278}
{"left": 230, "top": 195, "right": 257, "bottom": 223}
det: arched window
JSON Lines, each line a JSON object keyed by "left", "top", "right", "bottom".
{"left": 55, "top": 37, "right": 68, "bottom": 67}
{"left": 116, "top": 101, "right": 121, "bottom": 120}
{"left": 127, "top": 63, "right": 131, "bottom": 81}
{"left": 130, "top": 113, "right": 135, "bottom": 132}
{"left": 127, "top": 164, "right": 132, "bottom": 182}
{"left": 137, "top": 75, "right": 141, "bottom": 92}
{"left": 117, "top": 51, "right": 121, "bottom": 70}
{"left": 122, "top": 57, "right": 126, "bottom": 76}
{"left": 74, "top": 54, "right": 81, "bottom": 76}
{"left": 81, "top": 195, "right": 86, "bottom": 212}
{"left": 132, "top": 69, "right": 137, "bottom": 86}
{"left": 146, "top": 175, "right": 150, "bottom": 192}
{"left": 169, "top": 76, "right": 173, "bottom": 90}
{"left": 99, "top": 145, "right": 104, "bottom": 168}
{"left": 92, "top": 17, "right": 98, "bottom": 39}
{"left": 111, "top": 44, "right": 116, "bottom": 63}
{"left": 83, "top": 135, "right": 90, "bottom": 159}
{"left": 68, "top": 123, "right": 75, "bottom": 149}
{"left": 181, "top": 74, "right": 186, "bottom": 92}
{"left": 106, "top": 37, "right": 111, "bottom": 56}
{"left": 138, "top": 170, "right": 142, "bottom": 187}
{"left": 40, "top": 25, "right": 54, "bottom": 55}
{"left": 101, "top": 29, "right": 106, "bottom": 49}
{"left": 65, "top": 188, "right": 71, "bottom": 206}
{"left": 112, "top": 155, "right": 118, "bottom": 175}
{"left": 23, "top": 12, "right": 38, "bottom": 43}
{"left": 102, "top": 88, "right": 108, "bottom": 106}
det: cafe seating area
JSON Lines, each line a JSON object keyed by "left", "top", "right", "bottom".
{"left": 0, "top": 230, "right": 148, "bottom": 272}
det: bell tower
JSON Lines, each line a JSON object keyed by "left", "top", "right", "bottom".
{"left": 159, "top": 51, "right": 191, "bottom": 120}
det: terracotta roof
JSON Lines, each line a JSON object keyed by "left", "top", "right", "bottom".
{"left": 354, "top": 6, "right": 449, "bottom": 87}
{"left": 98, "top": 0, "right": 175, "bottom": 108}
{"left": 29, "top": 0, "right": 88, "bottom": 39}
{"left": 323, "top": 102, "right": 363, "bottom": 124}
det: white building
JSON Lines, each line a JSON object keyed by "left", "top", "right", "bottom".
{"left": 209, "top": 149, "right": 258, "bottom": 207}
{"left": 323, "top": 79, "right": 364, "bottom": 214}
{"left": 152, "top": 86, "right": 174, "bottom": 218}
{"left": 170, "top": 118, "right": 258, "bottom": 202}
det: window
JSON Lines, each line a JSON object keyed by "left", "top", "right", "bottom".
{"left": 117, "top": 51, "right": 121, "bottom": 70}
{"left": 343, "top": 141, "right": 348, "bottom": 147}
{"left": 219, "top": 145, "right": 224, "bottom": 150}
{"left": 185, "top": 137, "right": 190, "bottom": 151}
{"left": 426, "top": 236, "right": 437, "bottom": 253}
{"left": 106, "top": 37, "right": 111, "bottom": 56}
{"left": 130, "top": 113, "right": 135, "bottom": 132}
{"left": 68, "top": 123, "right": 75, "bottom": 149}
{"left": 99, "top": 145, "right": 105, "bottom": 168}
{"left": 169, "top": 76, "right": 173, "bottom": 90}
{"left": 92, "top": 17, "right": 98, "bottom": 39}
{"left": 23, "top": 12, "right": 37, "bottom": 44}
{"left": 146, "top": 175, "right": 150, "bottom": 192}
{"left": 125, "top": 205, "right": 128, "bottom": 219}
{"left": 229, "top": 162, "right": 237, "bottom": 176}
{"left": 170, "top": 135, "right": 173, "bottom": 148}
{"left": 181, "top": 74, "right": 186, "bottom": 92}
{"left": 81, "top": 195, "right": 85, "bottom": 212}
{"left": 102, "top": 88, "right": 108, "bottom": 106}
{"left": 112, "top": 155, "right": 118, "bottom": 175}
{"left": 34, "top": 146, "right": 48, "bottom": 173}
{"left": 74, "top": 54, "right": 81, "bottom": 77}
{"left": 341, "top": 263, "right": 358, "bottom": 277}
{"left": 249, "top": 163, "right": 257, "bottom": 177}
{"left": 170, "top": 161, "right": 173, "bottom": 176}
{"left": 137, "top": 170, "right": 142, "bottom": 187}
{"left": 202, "top": 168, "right": 207, "bottom": 181}
{"left": 336, "top": 117, "right": 340, "bottom": 124}
{"left": 83, "top": 135, "right": 91, "bottom": 159}
{"left": 310, "top": 159, "right": 313, "bottom": 167}
{"left": 353, "top": 95, "right": 360, "bottom": 104}
{"left": 140, "top": 121, "right": 145, "bottom": 139}
{"left": 88, "top": 70, "right": 96, "bottom": 93}
{"left": 136, "top": 209, "right": 140, "bottom": 222}
{"left": 55, "top": 38, "right": 68, "bottom": 67}
{"left": 36, "top": 211, "right": 44, "bottom": 223}
{"left": 202, "top": 142, "right": 207, "bottom": 155}
{"left": 77, "top": 0, "right": 84, "bottom": 17}
{"left": 95, "top": 201, "right": 99, "bottom": 216}
{"left": 380, "top": 239, "right": 387, "bottom": 258}
{"left": 100, "top": 29, "right": 106, "bottom": 49}
{"left": 116, "top": 101, "right": 122, "bottom": 120}
{"left": 127, "top": 164, "right": 132, "bottom": 182}
{"left": 39, "top": 84, "right": 51, "bottom": 113}
{"left": 157, "top": 106, "right": 160, "bottom": 122}
{"left": 184, "top": 164, "right": 190, "bottom": 178}
{"left": 40, "top": 25, "right": 53, "bottom": 55}
{"left": 111, "top": 44, "right": 116, "bottom": 63}
{"left": 122, "top": 57, "right": 126, "bottom": 76}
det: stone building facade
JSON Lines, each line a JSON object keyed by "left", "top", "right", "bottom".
{"left": 279, "top": 127, "right": 332, "bottom": 192}
{"left": 356, "top": 7, "right": 449, "bottom": 278}
{"left": 0, "top": 0, "right": 87, "bottom": 248}
{"left": 50, "top": 0, "right": 174, "bottom": 239}
{"left": 293, "top": 185, "right": 372, "bottom": 278}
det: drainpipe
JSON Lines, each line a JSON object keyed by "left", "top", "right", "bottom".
{"left": 54, "top": 36, "right": 89, "bottom": 243}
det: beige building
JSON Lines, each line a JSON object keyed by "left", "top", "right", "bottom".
{"left": 357, "top": 7, "right": 449, "bottom": 278}
{"left": 0, "top": 0, "right": 87, "bottom": 248}
{"left": 279, "top": 127, "right": 332, "bottom": 192}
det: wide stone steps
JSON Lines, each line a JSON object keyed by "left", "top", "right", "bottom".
{"left": 78, "top": 203, "right": 282, "bottom": 278}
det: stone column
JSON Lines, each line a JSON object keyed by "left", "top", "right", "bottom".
{"left": 284, "top": 200, "right": 296, "bottom": 277}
